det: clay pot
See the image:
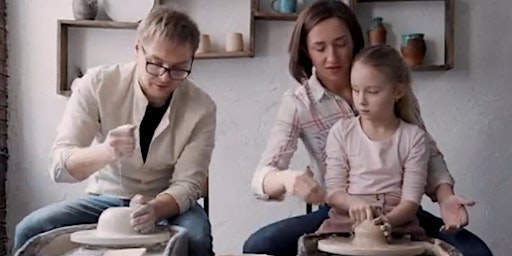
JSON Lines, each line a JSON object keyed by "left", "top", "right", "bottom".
{"left": 401, "top": 33, "right": 427, "bottom": 66}
{"left": 72, "top": 0, "right": 98, "bottom": 20}
{"left": 196, "top": 34, "right": 212, "bottom": 54}
{"left": 368, "top": 17, "right": 387, "bottom": 46}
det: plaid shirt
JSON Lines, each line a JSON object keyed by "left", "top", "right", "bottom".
{"left": 251, "top": 72, "right": 454, "bottom": 201}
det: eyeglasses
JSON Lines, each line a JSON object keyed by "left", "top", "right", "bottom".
{"left": 140, "top": 45, "right": 193, "bottom": 80}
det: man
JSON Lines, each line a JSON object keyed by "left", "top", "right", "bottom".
{"left": 14, "top": 6, "right": 215, "bottom": 256}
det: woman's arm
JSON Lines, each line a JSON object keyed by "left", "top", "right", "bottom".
{"left": 396, "top": 89, "right": 454, "bottom": 201}
{"left": 251, "top": 92, "right": 301, "bottom": 200}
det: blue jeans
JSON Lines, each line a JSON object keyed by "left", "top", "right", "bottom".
{"left": 243, "top": 205, "right": 493, "bottom": 256}
{"left": 14, "top": 195, "right": 213, "bottom": 256}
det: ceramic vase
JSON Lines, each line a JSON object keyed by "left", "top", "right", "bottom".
{"left": 72, "top": 0, "right": 98, "bottom": 20}
{"left": 368, "top": 17, "right": 387, "bottom": 46}
{"left": 401, "top": 33, "right": 427, "bottom": 66}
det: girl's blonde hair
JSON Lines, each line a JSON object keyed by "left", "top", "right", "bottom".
{"left": 353, "top": 45, "right": 418, "bottom": 124}
{"left": 136, "top": 6, "right": 200, "bottom": 51}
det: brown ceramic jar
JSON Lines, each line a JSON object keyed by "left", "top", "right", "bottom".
{"left": 401, "top": 33, "right": 427, "bottom": 66}
{"left": 368, "top": 17, "right": 387, "bottom": 46}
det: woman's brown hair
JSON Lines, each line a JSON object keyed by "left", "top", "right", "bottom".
{"left": 288, "top": 0, "right": 364, "bottom": 83}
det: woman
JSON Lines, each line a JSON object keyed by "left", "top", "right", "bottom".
{"left": 243, "top": 1, "right": 492, "bottom": 256}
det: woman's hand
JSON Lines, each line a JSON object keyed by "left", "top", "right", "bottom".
{"left": 281, "top": 167, "right": 326, "bottom": 204}
{"left": 439, "top": 194, "right": 475, "bottom": 232}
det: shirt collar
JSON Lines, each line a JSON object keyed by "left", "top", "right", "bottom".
{"left": 308, "top": 69, "right": 332, "bottom": 103}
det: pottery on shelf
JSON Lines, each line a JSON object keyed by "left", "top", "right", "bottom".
{"left": 72, "top": 0, "right": 98, "bottom": 20}
{"left": 197, "top": 34, "right": 212, "bottom": 54}
{"left": 401, "top": 33, "right": 427, "bottom": 66}
{"left": 368, "top": 17, "right": 387, "bottom": 46}
{"left": 225, "top": 32, "right": 244, "bottom": 52}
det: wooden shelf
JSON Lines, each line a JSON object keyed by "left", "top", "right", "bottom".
{"left": 354, "top": 0, "right": 454, "bottom": 71}
{"left": 57, "top": 15, "right": 255, "bottom": 95}
{"left": 253, "top": 11, "right": 298, "bottom": 21}
{"left": 58, "top": 19, "right": 139, "bottom": 29}
{"left": 195, "top": 51, "right": 254, "bottom": 59}
{"left": 410, "top": 64, "right": 452, "bottom": 71}
{"left": 251, "top": 0, "right": 454, "bottom": 72}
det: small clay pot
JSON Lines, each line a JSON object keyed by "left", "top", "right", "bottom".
{"left": 368, "top": 17, "right": 387, "bottom": 46}
{"left": 401, "top": 33, "right": 427, "bottom": 66}
{"left": 72, "top": 0, "right": 98, "bottom": 20}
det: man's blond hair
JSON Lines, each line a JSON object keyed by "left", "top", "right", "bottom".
{"left": 136, "top": 6, "right": 200, "bottom": 51}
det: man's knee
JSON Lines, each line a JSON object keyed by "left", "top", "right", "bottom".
{"left": 185, "top": 228, "right": 212, "bottom": 256}
{"left": 14, "top": 213, "right": 53, "bottom": 250}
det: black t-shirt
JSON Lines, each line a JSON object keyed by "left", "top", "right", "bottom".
{"left": 139, "top": 96, "right": 171, "bottom": 162}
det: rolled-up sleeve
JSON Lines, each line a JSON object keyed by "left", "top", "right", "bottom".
{"left": 48, "top": 72, "right": 100, "bottom": 183}
{"left": 396, "top": 89, "right": 454, "bottom": 201}
{"left": 158, "top": 104, "right": 216, "bottom": 214}
{"left": 251, "top": 92, "right": 301, "bottom": 199}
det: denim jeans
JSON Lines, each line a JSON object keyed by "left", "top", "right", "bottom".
{"left": 243, "top": 205, "right": 493, "bottom": 256}
{"left": 14, "top": 195, "right": 213, "bottom": 256}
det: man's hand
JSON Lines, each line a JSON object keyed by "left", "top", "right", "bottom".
{"left": 102, "top": 124, "right": 136, "bottom": 161}
{"left": 439, "top": 194, "right": 475, "bottom": 232}
{"left": 129, "top": 194, "right": 157, "bottom": 234}
{"left": 282, "top": 167, "right": 325, "bottom": 204}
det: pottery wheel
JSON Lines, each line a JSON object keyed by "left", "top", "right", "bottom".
{"left": 318, "top": 236, "right": 425, "bottom": 256}
{"left": 317, "top": 219, "right": 425, "bottom": 256}
{"left": 70, "top": 229, "right": 171, "bottom": 247}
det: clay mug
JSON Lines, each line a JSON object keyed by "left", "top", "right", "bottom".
{"left": 225, "top": 32, "right": 244, "bottom": 52}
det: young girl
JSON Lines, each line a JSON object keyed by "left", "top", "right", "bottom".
{"left": 299, "top": 45, "right": 431, "bottom": 255}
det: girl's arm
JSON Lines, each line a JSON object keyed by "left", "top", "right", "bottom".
{"left": 324, "top": 120, "right": 352, "bottom": 210}
{"left": 386, "top": 127, "right": 429, "bottom": 227}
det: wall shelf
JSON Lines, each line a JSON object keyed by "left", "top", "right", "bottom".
{"left": 57, "top": 5, "right": 256, "bottom": 96}
{"left": 196, "top": 51, "right": 254, "bottom": 59}
{"left": 410, "top": 64, "right": 452, "bottom": 71}
{"left": 250, "top": 0, "right": 454, "bottom": 71}
{"left": 253, "top": 11, "right": 298, "bottom": 21}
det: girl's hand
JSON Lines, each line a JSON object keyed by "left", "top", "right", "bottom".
{"left": 373, "top": 214, "right": 392, "bottom": 237}
{"left": 347, "top": 196, "right": 374, "bottom": 223}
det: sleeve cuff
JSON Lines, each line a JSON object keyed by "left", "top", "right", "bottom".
{"left": 426, "top": 156, "right": 455, "bottom": 201}
{"left": 49, "top": 148, "right": 80, "bottom": 183}
{"left": 158, "top": 185, "right": 195, "bottom": 214}
{"left": 251, "top": 165, "right": 283, "bottom": 201}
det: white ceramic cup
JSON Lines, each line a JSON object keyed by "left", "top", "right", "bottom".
{"left": 196, "top": 34, "right": 212, "bottom": 54}
{"left": 225, "top": 32, "right": 244, "bottom": 52}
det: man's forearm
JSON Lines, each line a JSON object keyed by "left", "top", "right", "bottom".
{"left": 66, "top": 144, "right": 114, "bottom": 181}
{"left": 150, "top": 194, "right": 180, "bottom": 220}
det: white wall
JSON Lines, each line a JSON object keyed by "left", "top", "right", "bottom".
{"left": 6, "top": 0, "right": 512, "bottom": 255}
